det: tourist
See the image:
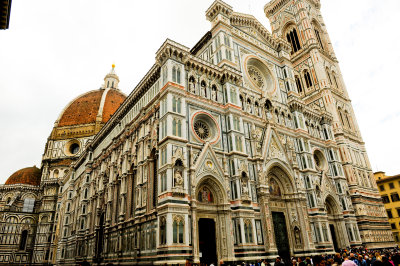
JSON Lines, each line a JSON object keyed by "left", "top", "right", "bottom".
{"left": 275, "top": 257, "right": 284, "bottom": 266}
{"left": 342, "top": 254, "right": 358, "bottom": 266}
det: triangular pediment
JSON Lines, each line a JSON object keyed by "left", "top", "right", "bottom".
{"left": 193, "top": 142, "right": 225, "bottom": 185}
{"left": 262, "top": 127, "right": 289, "bottom": 164}
{"left": 230, "top": 12, "right": 281, "bottom": 51}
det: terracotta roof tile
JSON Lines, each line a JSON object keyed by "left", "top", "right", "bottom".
{"left": 102, "top": 89, "right": 126, "bottom": 123}
{"left": 5, "top": 166, "right": 41, "bottom": 186}
{"left": 57, "top": 89, "right": 126, "bottom": 127}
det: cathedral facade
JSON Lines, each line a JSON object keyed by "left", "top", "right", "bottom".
{"left": 0, "top": 0, "right": 394, "bottom": 265}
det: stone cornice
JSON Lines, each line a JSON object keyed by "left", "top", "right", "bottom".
{"left": 230, "top": 12, "right": 291, "bottom": 53}
{"left": 264, "top": 0, "right": 320, "bottom": 18}
{"left": 264, "top": 0, "right": 290, "bottom": 18}
{"left": 0, "top": 184, "right": 41, "bottom": 192}
{"left": 206, "top": 0, "right": 233, "bottom": 22}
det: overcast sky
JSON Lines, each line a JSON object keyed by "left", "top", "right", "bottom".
{"left": 0, "top": 0, "right": 399, "bottom": 184}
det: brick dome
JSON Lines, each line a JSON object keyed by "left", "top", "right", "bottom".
{"left": 5, "top": 166, "right": 42, "bottom": 186}
{"left": 57, "top": 88, "right": 126, "bottom": 127}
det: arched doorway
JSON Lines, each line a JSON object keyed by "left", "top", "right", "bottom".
{"left": 194, "top": 176, "right": 231, "bottom": 265}
{"left": 268, "top": 175, "right": 291, "bottom": 261}
{"left": 325, "top": 196, "right": 345, "bottom": 251}
{"left": 266, "top": 165, "right": 307, "bottom": 263}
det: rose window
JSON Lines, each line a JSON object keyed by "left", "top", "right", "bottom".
{"left": 191, "top": 112, "right": 220, "bottom": 143}
{"left": 248, "top": 66, "right": 265, "bottom": 89}
{"left": 245, "top": 57, "right": 275, "bottom": 93}
{"left": 194, "top": 121, "right": 210, "bottom": 140}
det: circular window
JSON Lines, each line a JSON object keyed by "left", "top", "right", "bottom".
{"left": 245, "top": 57, "right": 275, "bottom": 93}
{"left": 65, "top": 140, "right": 81, "bottom": 156}
{"left": 194, "top": 121, "right": 210, "bottom": 140}
{"left": 313, "top": 150, "right": 327, "bottom": 171}
{"left": 70, "top": 143, "right": 80, "bottom": 154}
{"left": 191, "top": 112, "right": 220, "bottom": 143}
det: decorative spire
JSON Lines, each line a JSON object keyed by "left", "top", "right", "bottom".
{"left": 103, "top": 64, "right": 120, "bottom": 89}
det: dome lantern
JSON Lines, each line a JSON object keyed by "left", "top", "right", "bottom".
{"left": 103, "top": 64, "right": 120, "bottom": 89}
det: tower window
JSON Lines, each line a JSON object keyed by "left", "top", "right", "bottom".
{"left": 286, "top": 28, "right": 301, "bottom": 53}
{"left": 295, "top": 75, "right": 303, "bottom": 93}
{"left": 304, "top": 70, "right": 313, "bottom": 88}
{"left": 326, "top": 68, "right": 332, "bottom": 85}
{"left": 315, "top": 29, "right": 324, "bottom": 50}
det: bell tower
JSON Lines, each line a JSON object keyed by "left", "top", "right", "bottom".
{"left": 264, "top": 0, "right": 395, "bottom": 248}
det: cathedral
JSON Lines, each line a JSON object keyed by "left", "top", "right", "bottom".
{"left": 0, "top": 0, "right": 395, "bottom": 265}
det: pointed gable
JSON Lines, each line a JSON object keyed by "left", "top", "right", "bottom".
{"left": 193, "top": 142, "right": 226, "bottom": 186}
{"left": 263, "top": 127, "right": 289, "bottom": 164}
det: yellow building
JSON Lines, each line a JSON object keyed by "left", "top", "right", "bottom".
{"left": 375, "top": 171, "right": 400, "bottom": 245}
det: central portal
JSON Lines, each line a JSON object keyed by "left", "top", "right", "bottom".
{"left": 198, "top": 218, "right": 217, "bottom": 265}
{"left": 272, "top": 212, "right": 290, "bottom": 262}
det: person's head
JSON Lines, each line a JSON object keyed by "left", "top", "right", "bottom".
{"left": 298, "top": 257, "right": 303, "bottom": 262}
{"left": 350, "top": 253, "right": 355, "bottom": 259}
{"left": 293, "top": 259, "right": 297, "bottom": 265}
{"left": 343, "top": 255, "right": 349, "bottom": 261}
{"left": 276, "top": 257, "right": 281, "bottom": 263}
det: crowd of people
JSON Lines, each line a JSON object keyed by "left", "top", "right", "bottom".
{"left": 255, "top": 248, "right": 400, "bottom": 266}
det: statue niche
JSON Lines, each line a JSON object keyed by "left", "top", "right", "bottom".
{"left": 189, "top": 76, "right": 196, "bottom": 94}
{"left": 173, "top": 159, "right": 184, "bottom": 188}
{"left": 240, "top": 171, "right": 251, "bottom": 203}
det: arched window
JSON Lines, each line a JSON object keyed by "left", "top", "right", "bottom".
{"left": 314, "top": 29, "right": 324, "bottom": 50}
{"left": 345, "top": 111, "right": 353, "bottom": 129}
{"left": 230, "top": 88, "right": 237, "bottom": 105}
{"left": 112, "top": 81, "right": 114, "bottom": 88}
{"left": 326, "top": 68, "right": 332, "bottom": 85}
{"left": 19, "top": 230, "right": 28, "bottom": 250}
{"left": 244, "top": 220, "right": 253, "bottom": 243}
{"left": 173, "top": 217, "right": 184, "bottom": 244}
{"left": 286, "top": 27, "right": 301, "bottom": 53}
{"left": 53, "top": 169, "right": 59, "bottom": 179}
{"left": 332, "top": 71, "right": 340, "bottom": 88}
{"left": 159, "top": 217, "right": 166, "bottom": 245}
{"left": 338, "top": 108, "right": 345, "bottom": 127}
{"left": 265, "top": 99, "right": 272, "bottom": 111}
{"left": 107, "top": 81, "right": 109, "bottom": 87}
{"left": 172, "top": 97, "right": 181, "bottom": 113}
{"left": 84, "top": 188, "right": 88, "bottom": 199}
{"left": 163, "top": 66, "right": 167, "bottom": 84}
{"left": 172, "top": 67, "right": 177, "bottom": 82}
{"left": 295, "top": 75, "right": 303, "bottom": 93}
{"left": 172, "top": 119, "right": 181, "bottom": 137}
{"left": 341, "top": 197, "right": 347, "bottom": 210}
{"left": 80, "top": 218, "right": 85, "bottom": 230}
{"left": 177, "top": 68, "right": 181, "bottom": 84}
{"left": 304, "top": 70, "right": 313, "bottom": 88}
